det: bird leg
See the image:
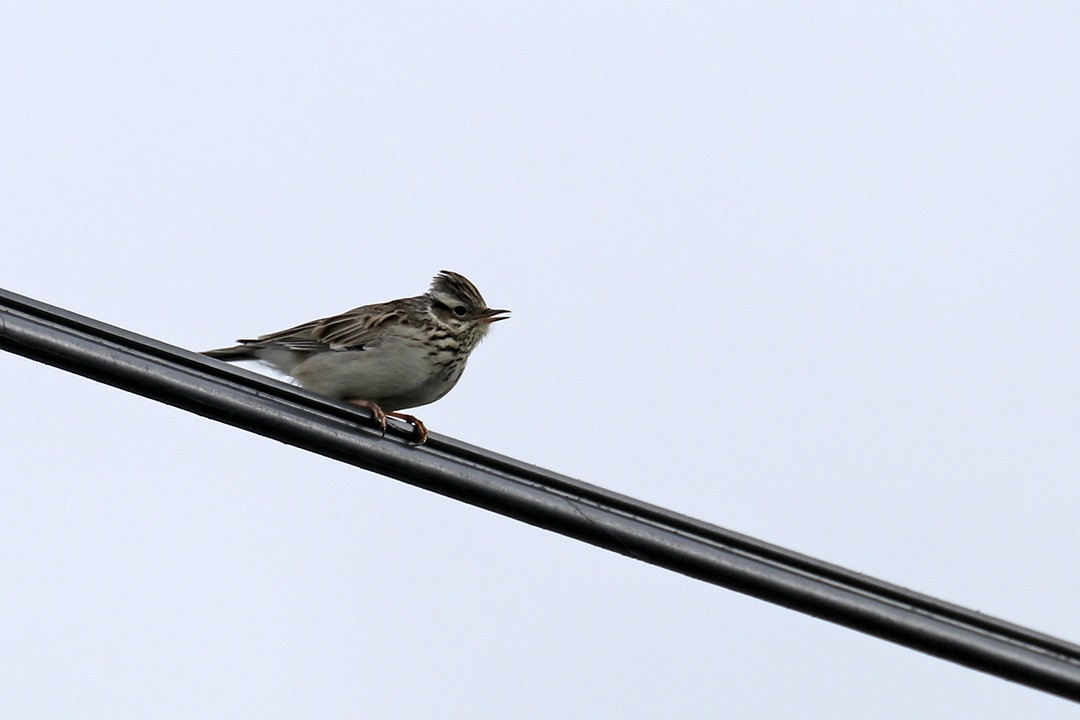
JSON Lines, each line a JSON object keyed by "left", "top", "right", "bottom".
{"left": 345, "top": 398, "right": 388, "bottom": 435}
{"left": 387, "top": 412, "right": 429, "bottom": 446}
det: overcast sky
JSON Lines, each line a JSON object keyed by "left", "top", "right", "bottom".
{"left": 3, "top": 3, "right": 1080, "bottom": 718}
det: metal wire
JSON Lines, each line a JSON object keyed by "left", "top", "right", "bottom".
{"left": 3, "top": 285, "right": 1080, "bottom": 703}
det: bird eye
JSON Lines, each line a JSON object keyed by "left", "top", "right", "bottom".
{"left": 453, "top": 306, "right": 467, "bottom": 317}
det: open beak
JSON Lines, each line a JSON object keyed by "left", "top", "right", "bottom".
{"left": 480, "top": 308, "right": 511, "bottom": 323}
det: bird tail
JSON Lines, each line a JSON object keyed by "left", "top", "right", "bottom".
{"left": 202, "top": 344, "right": 258, "bottom": 362}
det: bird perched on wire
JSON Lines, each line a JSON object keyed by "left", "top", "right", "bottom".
{"left": 203, "top": 271, "right": 509, "bottom": 444}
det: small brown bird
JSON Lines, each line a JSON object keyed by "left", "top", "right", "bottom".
{"left": 203, "top": 271, "right": 509, "bottom": 444}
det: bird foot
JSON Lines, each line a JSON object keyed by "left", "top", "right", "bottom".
{"left": 387, "top": 412, "right": 429, "bottom": 445}
{"left": 344, "top": 400, "right": 428, "bottom": 445}
{"left": 345, "top": 398, "right": 388, "bottom": 435}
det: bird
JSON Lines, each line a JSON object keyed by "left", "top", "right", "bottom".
{"left": 203, "top": 271, "right": 509, "bottom": 444}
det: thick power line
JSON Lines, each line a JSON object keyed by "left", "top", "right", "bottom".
{"left": 3, "top": 286, "right": 1080, "bottom": 703}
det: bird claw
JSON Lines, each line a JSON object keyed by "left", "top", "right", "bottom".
{"left": 345, "top": 398, "right": 388, "bottom": 435}
{"left": 345, "top": 400, "right": 428, "bottom": 445}
{"left": 387, "top": 412, "right": 429, "bottom": 446}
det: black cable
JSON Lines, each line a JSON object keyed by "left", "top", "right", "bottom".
{"left": 3, "top": 286, "right": 1079, "bottom": 703}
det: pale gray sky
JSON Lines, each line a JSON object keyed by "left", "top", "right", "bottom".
{"left": 3, "top": 3, "right": 1079, "bottom": 717}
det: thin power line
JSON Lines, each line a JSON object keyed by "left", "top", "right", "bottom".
{"left": 2, "top": 286, "right": 1080, "bottom": 703}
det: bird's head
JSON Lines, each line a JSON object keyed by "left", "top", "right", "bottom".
{"left": 428, "top": 270, "right": 509, "bottom": 343}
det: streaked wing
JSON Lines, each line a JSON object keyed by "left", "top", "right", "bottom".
{"left": 237, "top": 318, "right": 328, "bottom": 353}
{"left": 236, "top": 300, "right": 419, "bottom": 354}
{"left": 313, "top": 302, "right": 412, "bottom": 350}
